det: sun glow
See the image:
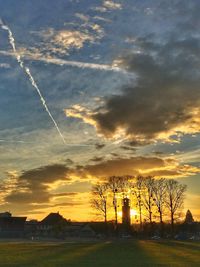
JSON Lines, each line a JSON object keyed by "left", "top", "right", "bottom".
{"left": 130, "top": 209, "right": 138, "bottom": 217}
{"left": 118, "top": 209, "right": 138, "bottom": 218}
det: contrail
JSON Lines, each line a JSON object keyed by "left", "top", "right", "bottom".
{"left": 0, "top": 50, "right": 132, "bottom": 75}
{"left": 0, "top": 20, "right": 66, "bottom": 144}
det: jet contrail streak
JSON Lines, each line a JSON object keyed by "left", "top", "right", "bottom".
{"left": 37, "top": 57, "right": 128, "bottom": 73}
{"left": 0, "top": 50, "right": 131, "bottom": 74}
{"left": 1, "top": 20, "right": 66, "bottom": 144}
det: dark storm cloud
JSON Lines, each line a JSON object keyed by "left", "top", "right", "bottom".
{"left": 91, "top": 34, "right": 200, "bottom": 143}
{"left": 74, "top": 156, "right": 200, "bottom": 179}
{"left": 4, "top": 164, "right": 70, "bottom": 204}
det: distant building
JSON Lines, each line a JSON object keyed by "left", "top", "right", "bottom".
{"left": 25, "top": 220, "right": 39, "bottom": 237}
{"left": 64, "top": 223, "right": 96, "bottom": 238}
{"left": 184, "top": 210, "right": 194, "bottom": 224}
{"left": 0, "top": 212, "right": 12, "bottom": 218}
{"left": 40, "top": 212, "right": 66, "bottom": 226}
{"left": 38, "top": 212, "right": 67, "bottom": 237}
{"left": 122, "top": 197, "right": 131, "bottom": 226}
{"left": 0, "top": 212, "right": 26, "bottom": 238}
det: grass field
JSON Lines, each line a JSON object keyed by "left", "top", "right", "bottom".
{"left": 0, "top": 240, "right": 199, "bottom": 267}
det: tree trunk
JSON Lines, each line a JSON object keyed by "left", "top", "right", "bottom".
{"left": 114, "top": 205, "right": 118, "bottom": 226}
{"left": 113, "top": 194, "right": 118, "bottom": 235}
{"left": 159, "top": 211, "right": 164, "bottom": 238}
{"left": 171, "top": 212, "right": 174, "bottom": 238}
{"left": 104, "top": 205, "right": 108, "bottom": 237}
{"left": 139, "top": 204, "right": 142, "bottom": 230}
{"left": 104, "top": 202, "right": 107, "bottom": 224}
{"left": 149, "top": 210, "right": 152, "bottom": 224}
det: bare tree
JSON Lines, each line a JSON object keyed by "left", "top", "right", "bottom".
{"left": 165, "top": 179, "right": 187, "bottom": 236}
{"left": 152, "top": 178, "right": 167, "bottom": 224}
{"left": 152, "top": 178, "right": 167, "bottom": 236}
{"left": 108, "top": 176, "right": 122, "bottom": 229}
{"left": 117, "top": 175, "right": 133, "bottom": 198}
{"left": 91, "top": 183, "right": 108, "bottom": 223}
{"left": 142, "top": 176, "right": 155, "bottom": 224}
{"left": 132, "top": 176, "right": 144, "bottom": 229}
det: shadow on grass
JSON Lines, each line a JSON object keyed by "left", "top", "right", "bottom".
{"left": 56, "top": 241, "right": 160, "bottom": 267}
{"left": 0, "top": 241, "right": 159, "bottom": 267}
{"left": 1, "top": 240, "right": 199, "bottom": 267}
{"left": 165, "top": 240, "right": 200, "bottom": 251}
{"left": 139, "top": 240, "right": 200, "bottom": 267}
{"left": 158, "top": 241, "right": 200, "bottom": 266}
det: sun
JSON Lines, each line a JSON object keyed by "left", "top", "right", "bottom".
{"left": 118, "top": 209, "right": 138, "bottom": 218}
{"left": 130, "top": 209, "right": 138, "bottom": 217}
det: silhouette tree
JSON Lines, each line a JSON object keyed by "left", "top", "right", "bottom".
{"left": 142, "top": 176, "right": 155, "bottom": 224}
{"left": 118, "top": 175, "right": 132, "bottom": 198}
{"left": 152, "top": 178, "right": 167, "bottom": 236}
{"left": 132, "top": 176, "right": 144, "bottom": 229}
{"left": 108, "top": 176, "right": 122, "bottom": 230}
{"left": 165, "top": 179, "right": 187, "bottom": 237}
{"left": 91, "top": 183, "right": 108, "bottom": 223}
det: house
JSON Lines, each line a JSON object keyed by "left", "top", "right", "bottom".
{"left": 37, "top": 212, "right": 68, "bottom": 237}
{"left": 64, "top": 223, "right": 96, "bottom": 238}
{"left": 25, "top": 219, "right": 39, "bottom": 238}
{"left": 0, "top": 212, "right": 26, "bottom": 238}
{"left": 36, "top": 212, "right": 96, "bottom": 238}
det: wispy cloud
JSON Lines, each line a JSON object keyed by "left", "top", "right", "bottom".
{"left": 0, "top": 63, "right": 10, "bottom": 68}
{"left": 103, "top": 1, "right": 122, "bottom": 10}
{"left": 93, "top": 1, "right": 122, "bottom": 12}
{"left": 0, "top": 50, "right": 130, "bottom": 74}
{"left": 31, "top": 20, "right": 104, "bottom": 55}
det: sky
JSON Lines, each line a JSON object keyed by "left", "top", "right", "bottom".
{"left": 0, "top": 0, "right": 200, "bottom": 221}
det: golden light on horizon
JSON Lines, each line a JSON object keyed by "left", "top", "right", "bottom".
{"left": 130, "top": 209, "right": 138, "bottom": 217}
{"left": 117, "top": 209, "right": 138, "bottom": 218}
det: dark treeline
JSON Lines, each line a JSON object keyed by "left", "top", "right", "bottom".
{"left": 91, "top": 176, "right": 187, "bottom": 237}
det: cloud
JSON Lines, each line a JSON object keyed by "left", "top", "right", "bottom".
{"left": 51, "top": 192, "right": 78, "bottom": 198}
{"left": 66, "top": 34, "right": 200, "bottom": 144}
{"left": 90, "top": 156, "right": 104, "bottom": 162}
{"left": 3, "top": 164, "right": 70, "bottom": 205}
{"left": 95, "top": 143, "right": 106, "bottom": 150}
{"left": 0, "top": 50, "right": 126, "bottom": 73}
{"left": 0, "top": 63, "right": 10, "bottom": 68}
{"left": 70, "top": 156, "right": 200, "bottom": 180}
{"left": 1, "top": 155, "right": 199, "bottom": 217}
{"left": 52, "top": 30, "right": 95, "bottom": 50}
{"left": 31, "top": 17, "right": 104, "bottom": 55}
{"left": 32, "top": 28, "right": 95, "bottom": 54}
{"left": 120, "top": 145, "right": 137, "bottom": 152}
{"left": 103, "top": 1, "right": 122, "bottom": 10}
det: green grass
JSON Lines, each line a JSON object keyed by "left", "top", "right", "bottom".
{"left": 0, "top": 240, "right": 199, "bottom": 267}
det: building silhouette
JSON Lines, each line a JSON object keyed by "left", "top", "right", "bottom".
{"left": 0, "top": 212, "right": 26, "bottom": 238}
{"left": 184, "top": 210, "right": 194, "bottom": 224}
{"left": 122, "top": 197, "right": 131, "bottom": 226}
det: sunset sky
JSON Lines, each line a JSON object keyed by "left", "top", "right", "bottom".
{"left": 0, "top": 0, "right": 200, "bottom": 221}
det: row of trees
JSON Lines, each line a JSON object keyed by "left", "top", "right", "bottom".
{"left": 91, "top": 176, "right": 187, "bottom": 235}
